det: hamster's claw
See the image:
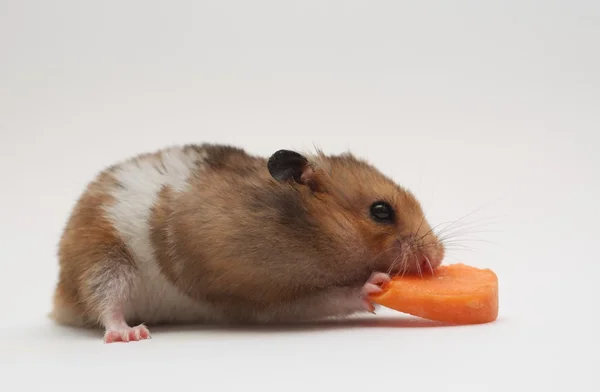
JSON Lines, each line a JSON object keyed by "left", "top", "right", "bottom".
{"left": 104, "top": 324, "right": 151, "bottom": 343}
{"left": 360, "top": 272, "right": 391, "bottom": 313}
{"left": 362, "top": 272, "right": 392, "bottom": 295}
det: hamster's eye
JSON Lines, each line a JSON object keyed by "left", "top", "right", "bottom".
{"left": 370, "top": 201, "right": 395, "bottom": 224}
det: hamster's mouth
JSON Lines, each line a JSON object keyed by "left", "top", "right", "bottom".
{"left": 380, "top": 239, "right": 444, "bottom": 277}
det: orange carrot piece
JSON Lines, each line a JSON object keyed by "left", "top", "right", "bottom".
{"left": 370, "top": 263, "right": 499, "bottom": 325}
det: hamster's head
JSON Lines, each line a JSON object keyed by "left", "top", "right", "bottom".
{"left": 267, "top": 149, "right": 445, "bottom": 277}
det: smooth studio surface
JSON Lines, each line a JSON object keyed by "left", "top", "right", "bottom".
{"left": 0, "top": 1, "right": 598, "bottom": 391}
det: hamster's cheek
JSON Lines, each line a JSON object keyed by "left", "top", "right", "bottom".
{"left": 365, "top": 232, "right": 401, "bottom": 269}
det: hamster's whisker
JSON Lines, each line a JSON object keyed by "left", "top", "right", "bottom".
{"left": 399, "top": 252, "right": 409, "bottom": 278}
{"left": 417, "top": 239, "right": 440, "bottom": 249}
{"left": 415, "top": 215, "right": 426, "bottom": 239}
{"left": 439, "top": 237, "right": 484, "bottom": 244}
{"left": 437, "top": 233, "right": 494, "bottom": 244}
{"left": 437, "top": 236, "right": 496, "bottom": 246}
{"left": 415, "top": 222, "right": 447, "bottom": 243}
{"left": 423, "top": 253, "right": 435, "bottom": 276}
{"left": 439, "top": 218, "right": 500, "bottom": 231}
{"left": 439, "top": 244, "right": 475, "bottom": 252}
{"left": 416, "top": 254, "right": 423, "bottom": 279}
{"left": 386, "top": 254, "right": 402, "bottom": 276}
{"left": 433, "top": 217, "right": 500, "bottom": 241}
{"left": 417, "top": 218, "right": 479, "bottom": 241}
{"left": 433, "top": 201, "right": 501, "bottom": 238}
{"left": 387, "top": 242, "right": 408, "bottom": 276}
{"left": 436, "top": 224, "right": 500, "bottom": 240}
{"left": 437, "top": 226, "right": 488, "bottom": 241}
{"left": 415, "top": 217, "right": 473, "bottom": 243}
{"left": 422, "top": 236, "right": 478, "bottom": 253}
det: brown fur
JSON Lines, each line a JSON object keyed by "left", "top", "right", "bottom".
{"left": 51, "top": 171, "right": 135, "bottom": 327}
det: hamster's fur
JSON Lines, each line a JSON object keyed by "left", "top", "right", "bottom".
{"left": 51, "top": 144, "right": 444, "bottom": 343}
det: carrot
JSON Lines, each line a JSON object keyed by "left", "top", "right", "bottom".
{"left": 370, "top": 263, "right": 499, "bottom": 325}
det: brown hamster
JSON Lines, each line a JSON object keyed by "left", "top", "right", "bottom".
{"left": 50, "top": 143, "right": 445, "bottom": 343}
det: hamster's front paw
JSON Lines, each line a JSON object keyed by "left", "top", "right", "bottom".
{"left": 360, "top": 272, "right": 391, "bottom": 313}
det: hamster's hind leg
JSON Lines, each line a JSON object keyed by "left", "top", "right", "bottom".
{"left": 84, "top": 260, "right": 151, "bottom": 343}
{"left": 52, "top": 171, "right": 154, "bottom": 343}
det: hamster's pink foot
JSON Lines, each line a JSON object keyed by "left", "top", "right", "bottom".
{"left": 104, "top": 324, "right": 151, "bottom": 343}
{"left": 361, "top": 272, "right": 391, "bottom": 312}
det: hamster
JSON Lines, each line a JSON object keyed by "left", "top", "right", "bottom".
{"left": 50, "top": 143, "right": 445, "bottom": 343}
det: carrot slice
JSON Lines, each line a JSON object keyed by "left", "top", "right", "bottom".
{"left": 370, "top": 263, "right": 499, "bottom": 325}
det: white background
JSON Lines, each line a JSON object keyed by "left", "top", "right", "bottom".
{"left": 1, "top": 1, "right": 598, "bottom": 391}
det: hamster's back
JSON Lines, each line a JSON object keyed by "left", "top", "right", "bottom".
{"left": 52, "top": 144, "right": 247, "bottom": 327}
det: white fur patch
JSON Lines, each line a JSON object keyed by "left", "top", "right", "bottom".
{"left": 103, "top": 146, "right": 217, "bottom": 324}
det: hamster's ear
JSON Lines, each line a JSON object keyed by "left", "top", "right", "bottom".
{"left": 267, "top": 149, "right": 322, "bottom": 191}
